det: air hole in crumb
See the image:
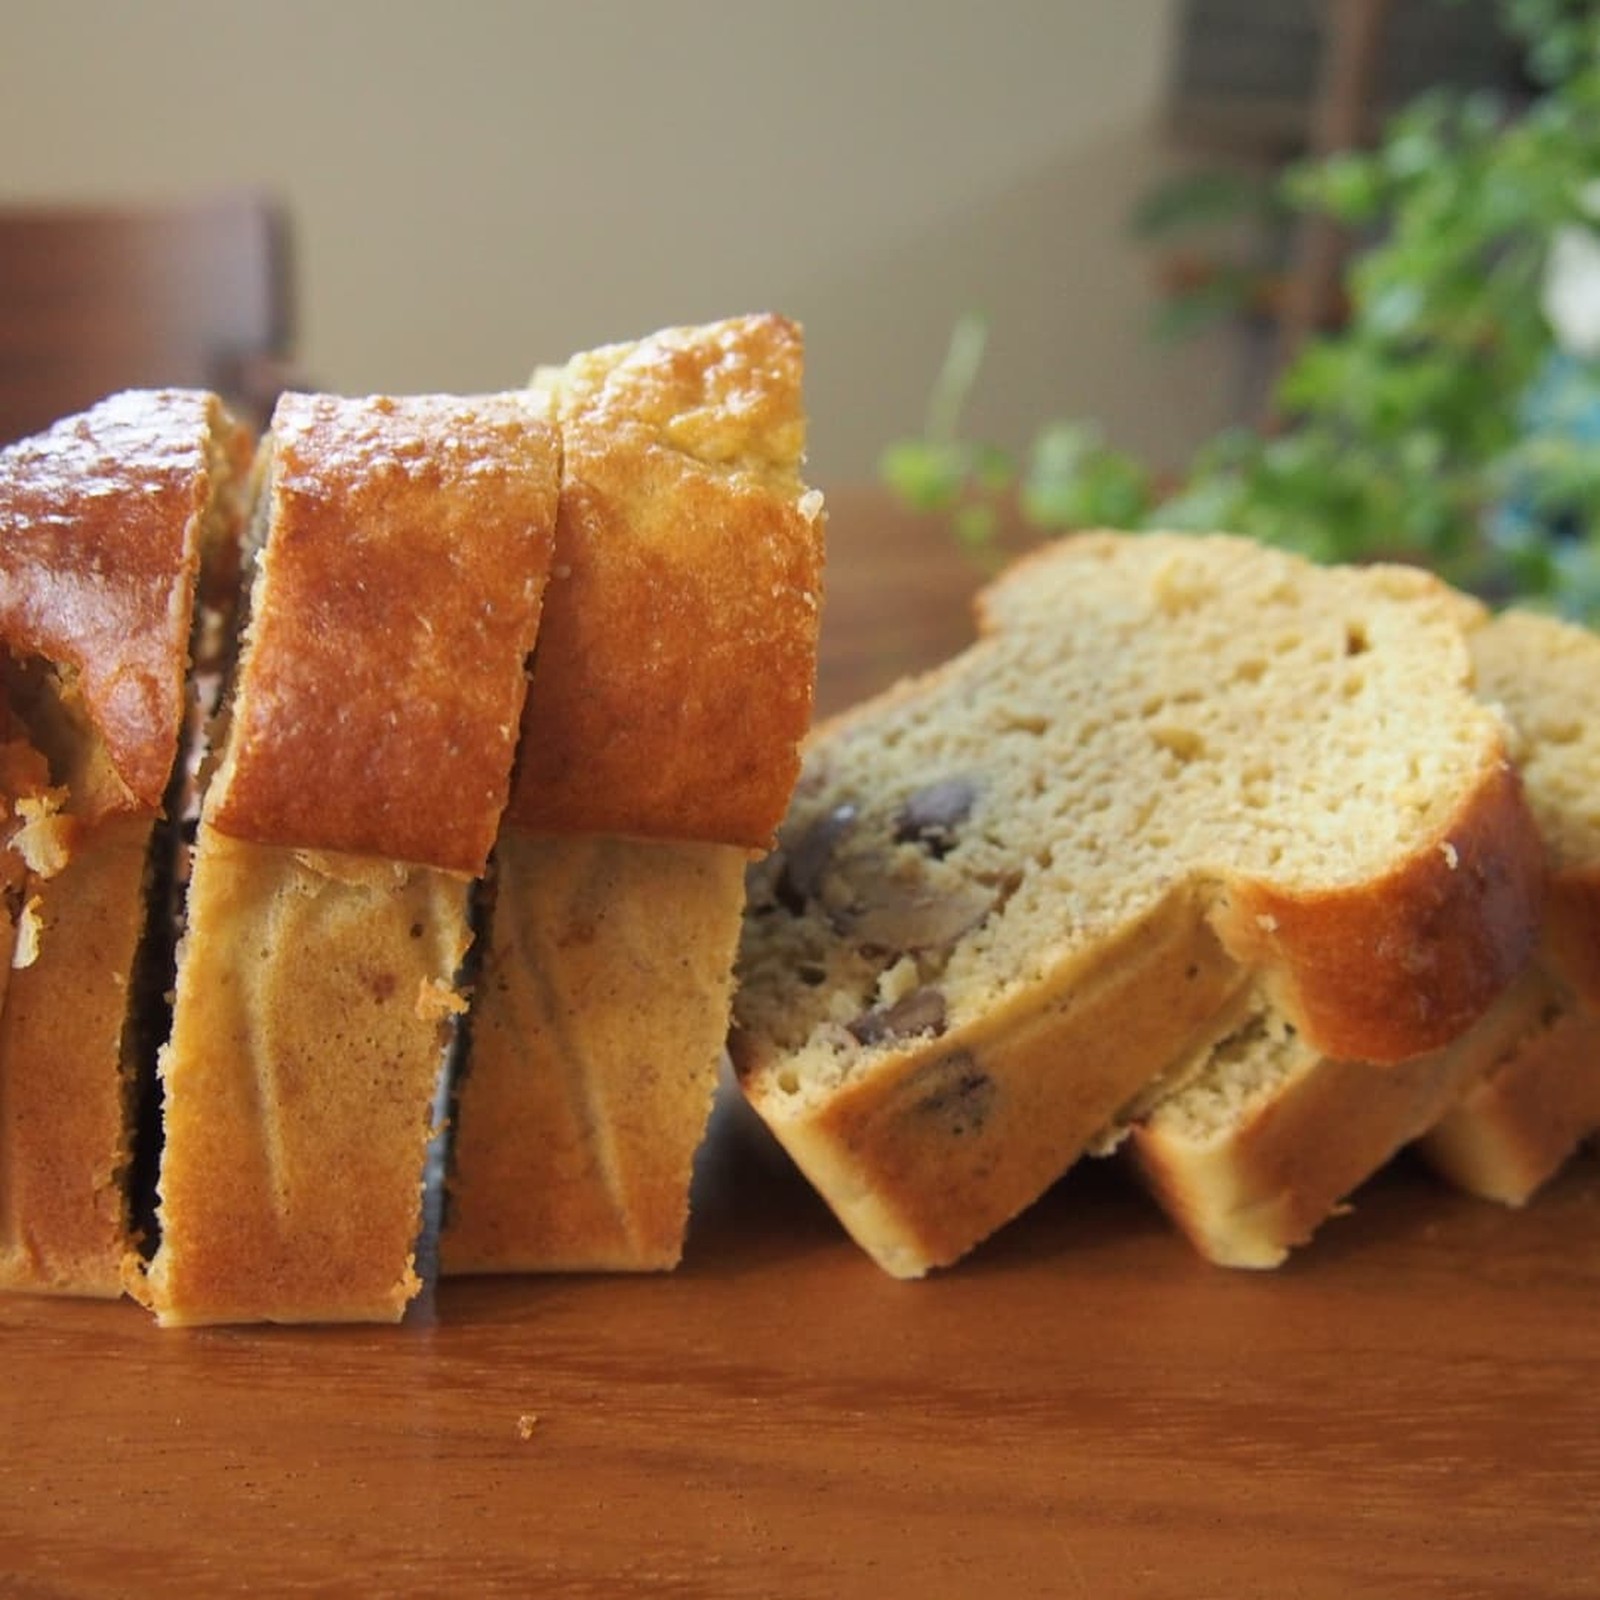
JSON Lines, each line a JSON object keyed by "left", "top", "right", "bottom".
{"left": 1152, "top": 726, "right": 1205, "bottom": 763}
{"left": 1345, "top": 621, "right": 1370, "bottom": 657}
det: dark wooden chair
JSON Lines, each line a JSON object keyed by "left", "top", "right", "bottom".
{"left": 0, "top": 192, "right": 302, "bottom": 445}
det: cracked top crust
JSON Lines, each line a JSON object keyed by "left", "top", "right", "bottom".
{"left": 0, "top": 390, "right": 252, "bottom": 815}
{"left": 206, "top": 392, "right": 559, "bottom": 877}
{"left": 506, "top": 313, "right": 825, "bottom": 850}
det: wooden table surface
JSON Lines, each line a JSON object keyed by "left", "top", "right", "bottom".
{"left": 5, "top": 490, "right": 1599, "bottom": 1599}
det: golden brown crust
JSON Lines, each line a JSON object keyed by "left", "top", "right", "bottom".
{"left": 443, "top": 833, "right": 746, "bottom": 1274}
{"left": 1403, "top": 608, "right": 1600, "bottom": 1203}
{"left": 506, "top": 315, "right": 824, "bottom": 849}
{"left": 138, "top": 832, "right": 470, "bottom": 1326}
{"left": 1542, "top": 868, "right": 1600, "bottom": 1008}
{"left": 1132, "top": 1048, "right": 1464, "bottom": 1269}
{"left": 1421, "top": 985, "right": 1600, "bottom": 1205}
{"left": 1212, "top": 755, "right": 1544, "bottom": 1062}
{"left": 0, "top": 815, "right": 152, "bottom": 1295}
{"left": 0, "top": 391, "right": 252, "bottom": 815}
{"left": 207, "top": 393, "right": 559, "bottom": 876}
{"left": 0, "top": 392, "right": 249, "bottom": 1298}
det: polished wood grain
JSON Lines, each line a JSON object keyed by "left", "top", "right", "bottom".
{"left": 3, "top": 491, "right": 1598, "bottom": 1599}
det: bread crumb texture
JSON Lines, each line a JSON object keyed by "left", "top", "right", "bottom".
{"left": 738, "top": 533, "right": 1503, "bottom": 1086}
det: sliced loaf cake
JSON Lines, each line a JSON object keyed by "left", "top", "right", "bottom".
{"left": 443, "top": 315, "right": 824, "bottom": 1273}
{"left": 731, "top": 532, "right": 1542, "bottom": 1278}
{"left": 0, "top": 392, "right": 251, "bottom": 1295}
{"left": 1131, "top": 606, "right": 1600, "bottom": 1263}
{"left": 1419, "top": 608, "right": 1600, "bottom": 1204}
{"left": 136, "top": 392, "right": 559, "bottom": 1325}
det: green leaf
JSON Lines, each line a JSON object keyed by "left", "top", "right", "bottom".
{"left": 1150, "top": 266, "right": 1260, "bottom": 343}
{"left": 953, "top": 501, "right": 999, "bottom": 553}
{"left": 1019, "top": 421, "right": 1152, "bottom": 530}
{"left": 1130, "top": 170, "right": 1273, "bottom": 238}
{"left": 1284, "top": 150, "right": 1385, "bottom": 223}
{"left": 879, "top": 438, "right": 969, "bottom": 512}
{"left": 970, "top": 442, "right": 1017, "bottom": 495}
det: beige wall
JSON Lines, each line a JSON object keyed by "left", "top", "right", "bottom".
{"left": 1, "top": 1, "right": 1237, "bottom": 481}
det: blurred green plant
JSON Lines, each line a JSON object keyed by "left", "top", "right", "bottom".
{"left": 881, "top": 0, "right": 1600, "bottom": 619}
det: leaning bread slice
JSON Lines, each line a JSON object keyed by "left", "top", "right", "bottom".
{"left": 136, "top": 392, "right": 558, "bottom": 1326}
{"left": 0, "top": 392, "right": 251, "bottom": 1296}
{"left": 731, "top": 532, "right": 1541, "bottom": 1279}
{"left": 1128, "top": 972, "right": 1550, "bottom": 1268}
{"left": 1418, "top": 608, "right": 1600, "bottom": 1203}
{"left": 443, "top": 315, "right": 824, "bottom": 1273}
{"left": 1129, "top": 606, "right": 1600, "bottom": 1263}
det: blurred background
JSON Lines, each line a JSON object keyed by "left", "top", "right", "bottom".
{"left": 5, "top": 0, "right": 1593, "bottom": 627}
{"left": 1, "top": 0, "right": 1219, "bottom": 480}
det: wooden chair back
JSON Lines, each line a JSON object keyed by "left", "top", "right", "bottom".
{"left": 0, "top": 192, "right": 299, "bottom": 444}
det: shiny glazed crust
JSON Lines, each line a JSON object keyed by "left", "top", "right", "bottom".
{"left": 507, "top": 315, "right": 825, "bottom": 849}
{"left": 207, "top": 392, "right": 561, "bottom": 876}
{"left": 0, "top": 390, "right": 253, "bottom": 816}
{"left": 0, "top": 391, "right": 250, "bottom": 1295}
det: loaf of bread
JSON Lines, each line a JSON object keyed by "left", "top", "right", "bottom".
{"left": 731, "top": 532, "right": 1542, "bottom": 1278}
{"left": 1129, "top": 607, "right": 1600, "bottom": 1263}
{"left": 1419, "top": 609, "right": 1600, "bottom": 1203}
{"left": 136, "top": 392, "right": 559, "bottom": 1325}
{"left": 0, "top": 391, "right": 251, "bottom": 1295}
{"left": 443, "top": 316, "right": 824, "bottom": 1274}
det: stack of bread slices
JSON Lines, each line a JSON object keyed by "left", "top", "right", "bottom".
{"left": 7, "top": 321, "right": 1593, "bottom": 1316}
{"left": 0, "top": 314, "right": 824, "bottom": 1325}
{"left": 733, "top": 531, "right": 1600, "bottom": 1277}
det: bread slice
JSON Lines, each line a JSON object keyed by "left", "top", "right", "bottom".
{"left": 0, "top": 698, "right": 53, "bottom": 1015}
{"left": 0, "top": 392, "right": 251, "bottom": 1295}
{"left": 136, "top": 392, "right": 559, "bottom": 1326}
{"left": 730, "top": 532, "right": 1542, "bottom": 1278}
{"left": 1127, "top": 974, "right": 1548, "bottom": 1268}
{"left": 443, "top": 316, "right": 824, "bottom": 1274}
{"left": 1129, "top": 607, "right": 1600, "bottom": 1263}
{"left": 504, "top": 314, "right": 823, "bottom": 850}
{"left": 1419, "top": 609, "right": 1600, "bottom": 1203}
{"left": 444, "top": 832, "right": 749, "bottom": 1271}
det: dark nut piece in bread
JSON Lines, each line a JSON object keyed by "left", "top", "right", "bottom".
{"left": 847, "top": 986, "right": 948, "bottom": 1046}
{"left": 776, "top": 802, "right": 858, "bottom": 912}
{"left": 894, "top": 777, "right": 979, "bottom": 856}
